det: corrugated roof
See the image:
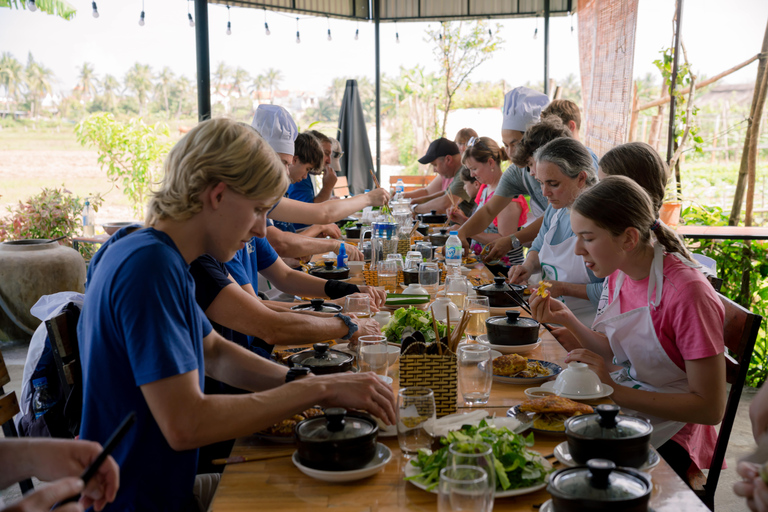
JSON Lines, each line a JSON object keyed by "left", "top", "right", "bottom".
{"left": 208, "top": 0, "right": 573, "bottom": 22}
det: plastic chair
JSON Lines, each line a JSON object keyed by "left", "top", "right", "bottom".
{"left": 0, "top": 350, "right": 34, "bottom": 493}
{"left": 693, "top": 292, "right": 762, "bottom": 510}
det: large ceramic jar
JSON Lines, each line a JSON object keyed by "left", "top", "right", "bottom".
{"left": 0, "top": 240, "right": 86, "bottom": 341}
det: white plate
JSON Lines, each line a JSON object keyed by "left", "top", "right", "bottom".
{"left": 404, "top": 454, "right": 551, "bottom": 497}
{"left": 553, "top": 441, "right": 660, "bottom": 471}
{"left": 478, "top": 335, "right": 543, "bottom": 355}
{"left": 491, "top": 359, "right": 562, "bottom": 385}
{"left": 539, "top": 381, "right": 614, "bottom": 401}
{"left": 292, "top": 443, "right": 392, "bottom": 482}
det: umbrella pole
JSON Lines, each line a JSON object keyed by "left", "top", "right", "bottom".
{"left": 194, "top": 0, "right": 211, "bottom": 122}
{"left": 374, "top": 0, "right": 382, "bottom": 182}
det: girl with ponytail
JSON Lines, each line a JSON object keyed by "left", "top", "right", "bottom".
{"left": 529, "top": 175, "right": 726, "bottom": 483}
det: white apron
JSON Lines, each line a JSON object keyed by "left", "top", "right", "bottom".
{"left": 538, "top": 208, "right": 597, "bottom": 327}
{"left": 592, "top": 244, "right": 689, "bottom": 447}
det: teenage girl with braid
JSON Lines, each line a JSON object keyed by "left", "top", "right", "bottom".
{"left": 529, "top": 175, "right": 726, "bottom": 483}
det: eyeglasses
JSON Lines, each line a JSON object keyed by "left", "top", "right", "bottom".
{"left": 332, "top": 151, "right": 344, "bottom": 159}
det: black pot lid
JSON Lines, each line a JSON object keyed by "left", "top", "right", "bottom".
{"left": 566, "top": 404, "right": 652, "bottom": 440}
{"left": 291, "top": 343, "right": 353, "bottom": 368}
{"left": 311, "top": 261, "right": 349, "bottom": 274}
{"left": 476, "top": 276, "right": 520, "bottom": 292}
{"left": 296, "top": 408, "right": 376, "bottom": 442}
{"left": 486, "top": 311, "right": 539, "bottom": 328}
{"left": 291, "top": 299, "right": 342, "bottom": 313}
{"left": 550, "top": 459, "right": 650, "bottom": 501}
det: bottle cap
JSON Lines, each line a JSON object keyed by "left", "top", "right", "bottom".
{"left": 449, "top": 231, "right": 458, "bottom": 236}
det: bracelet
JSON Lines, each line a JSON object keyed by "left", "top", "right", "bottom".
{"left": 325, "top": 280, "right": 360, "bottom": 299}
{"left": 334, "top": 313, "right": 359, "bottom": 340}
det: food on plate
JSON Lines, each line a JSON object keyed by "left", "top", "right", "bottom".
{"left": 519, "top": 396, "right": 594, "bottom": 431}
{"left": 468, "top": 276, "right": 493, "bottom": 287}
{"left": 536, "top": 281, "right": 553, "bottom": 298}
{"left": 260, "top": 408, "right": 325, "bottom": 437}
{"left": 383, "top": 306, "right": 449, "bottom": 344}
{"left": 404, "top": 419, "right": 550, "bottom": 492}
{"left": 493, "top": 355, "right": 551, "bottom": 378}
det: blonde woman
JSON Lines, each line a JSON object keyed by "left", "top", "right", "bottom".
{"left": 78, "top": 118, "right": 396, "bottom": 512}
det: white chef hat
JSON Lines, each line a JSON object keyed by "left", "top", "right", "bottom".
{"left": 501, "top": 87, "right": 550, "bottom": 132}
{"left": 251, "top": 104, "right": 298, "bottom": 156}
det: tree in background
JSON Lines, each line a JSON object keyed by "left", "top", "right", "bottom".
{"left": 75, "top": 62, "right": 98, "bottom": 101}
{"left": 100, "top": 74, "right": 120, "bottom": 112}
{"left": 425, "top": 20, "right": 504, "bottom": 138}
{"left": 263, "top": 68, "right": 283, "bottom": 104}
{"left": 0, "top": 0, "right": 76, "bottom": 19}
{"left": 124, "top": 62, "right": 153, "bottom": 116}
{"left": 0, "top": 51, "right": 25, "bottom": 113}
{"left": 25, "top": 52, "right": 54, "bottom": 118}
{"left": 154, "top": 66, "right": 175, "bottom": 116}
{"left": 212, "top": 61, "right": 232, "bottom": 100}
{"left": 250, "top": 74, "right": 266, "bottom": 103}
{"left": 171, "top": 75, "right": 195, "bottom": 119}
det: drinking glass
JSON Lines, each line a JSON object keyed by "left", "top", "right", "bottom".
{"left": 463, "top": 296, "right": 490, "bottom": 341}
{"left": 447, "top": 441, "right": 496, "bottom": 505}
{"left": 419, "top": 262, "right": 440, "bottom": 296}
{"left": 377, "top": 260, "right": 399, "bottom": 293}
{"left": 405, "top": 251, "right": 423, "bottom": 271}
{"left": 444, "top": 275, "right": 469, "bottom": 310}
{"left": 397, "top": 386, "right": 436, "bottom": 456}
{"left": 386, "top": 253, "right": 404, "bottom": 272}
{"left": 344, "top": 295, "right": 371, "bottom": 319}
{"left": 437, "top": 466, "right": 493, "bottom": 512}
{"left": 457, "top": 344, "right": 492, "bottom": 405}
{"left": 357, "top": 335, "right": 389, "bottom": 376}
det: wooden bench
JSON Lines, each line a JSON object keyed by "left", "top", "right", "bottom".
{"left": 389, "top": 174, "right": 437, "bottom": 193}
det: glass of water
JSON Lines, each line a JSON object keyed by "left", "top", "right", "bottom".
{"left": 437, "top": 466, "right": 493, "bottom": 512}
{"left": 463, "top": 296, "right": 490, "bottom": 341}
{"left": 377, "top": 259, "right": 399, "bottom": 293}
{"left": 457, "top": 344, "right": 492, "bottom": 405}
{"left": 419, "top": 262, "right": 440, "bottom": 296}
{"left": 397, "top": 386, "right": 436, "bottom": 456}
{"left": 344, "top": 295, "right": 372, "bottom": 319}
{"left": 357, "top": 335, "right": 389, "bottom": 376}
{"left": 447, "top": 441, "right": 496, "bottom": 504}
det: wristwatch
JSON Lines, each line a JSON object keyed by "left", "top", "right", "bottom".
{"left": 509, "top": 234, "right": 522, "bottom": 250}
{"left": 285, "top": 366, "right": 311, "bottom": 383}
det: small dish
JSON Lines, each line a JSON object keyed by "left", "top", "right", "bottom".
{"left": 292, "top": 443, "right": 391, "bottom": 482}
{"left": 477, "top": 335, "right": 542, "bottom": 355}
{"left": 553, "top": 441, "right": 660, "bottom": 471}
{"left": 376, "top": 375, "right": 394, "bottom": 385}
{"left": 491, "top": 359, "right": 562, "bottom": 385}
{"left": 539, "top": 381, "right": 614, "bottom": 401}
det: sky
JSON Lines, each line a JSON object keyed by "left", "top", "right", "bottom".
{"left": 0, "top": 0, "right": 767, "bottom": 98}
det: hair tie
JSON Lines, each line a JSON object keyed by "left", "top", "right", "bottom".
{"left": 650, "top": 219, "right": 661, "bottom": 231}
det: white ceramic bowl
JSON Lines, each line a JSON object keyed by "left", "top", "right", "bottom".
{"left": 387, "top": 344, "right": 401, "bottom": 366}
{"left": 552, "top": 362, "right": 602, "bottom": 396}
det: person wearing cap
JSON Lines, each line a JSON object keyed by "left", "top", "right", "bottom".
{"left": 409, "top": 138, "right": 477, "bottom": 217}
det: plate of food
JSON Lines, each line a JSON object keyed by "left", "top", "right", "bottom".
{"left": 553, "top": 441, "right": 660, "bottom": 471}
{"left": 478, "top": 335, "right": 542, "bottom": 355}
{"left": 492, "top": 354, "right": 561, "bottom": 384}
{"left": 254, "top": 407, "right": 324, "bottom": 443}
{"left": 404, "top": 419, "right": 552, "bottom": 497}
{"left": 508, "top": 397, "right": 594, "bottom": 434}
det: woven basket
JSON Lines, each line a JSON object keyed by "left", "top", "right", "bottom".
{"left": 400, "top": 351, "right": 457, "bottom": 418}
{"left": 363, "top": 267, "right": 404, "bottom": 287}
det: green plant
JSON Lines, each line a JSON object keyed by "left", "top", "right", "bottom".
{"left": 75, "top": 112, "right": 172, "bottom": 218}
{"left": 683, "top": 203, "right": 768, "bottom": 386}
{"left": 0, "top": 187, "right": 103, "bottom": 258}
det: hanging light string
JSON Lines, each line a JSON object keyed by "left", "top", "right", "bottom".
{"left": 533, "top": 13, "right": 538, "bottom": 39}
{"left": 91, "top": 1, "right": 99, "bottom": 18}
{"left": 326, "top": 16, "right": 332, "bottom": 41}
{"left": 226, "top": 4, "right": 231, "bottom": 35}
{"left": 264, "top": 8, "right": 270, "bottom": 35}
{"left": 355, "top": 20, "right": 359, "bottom": 40}
{"left": 568, "top": 10, "right": 574, "bottom": 34}
{"left": 395, "top": 20, "right": 400, "bottom": 43}
{"left": 138, "top": 0, "right": 145, "bottom": 26}
{"left": 295, "top": 17, "right": 301, "bottom": 44}
{"left": 187, "top": 0, "right": 194, "bottom": 27}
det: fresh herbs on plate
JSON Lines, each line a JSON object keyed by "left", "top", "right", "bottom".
{"left": 383, "top": 306, "right": 449, "bottom": 344}
{"left": 404, "top": 419, "right": 550, "bottom": 492}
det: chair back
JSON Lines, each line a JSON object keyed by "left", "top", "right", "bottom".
{"left": 44, "top": 303, "right": 82, "bottom": 438}
{"left": 698, "top": 292, "right": 762, "bottom": 509}
{"left": 0, "top": 350, "right": 35, "bottom": 493}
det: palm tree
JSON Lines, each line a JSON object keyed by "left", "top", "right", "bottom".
{"left": 155, "top": 66, "right": 175, "bottom": 116}
{"left": 25, "top": 53, "right": 55, "bottom": 118}
{"left": 124, "top": 62, "right": 153, "bottom": 116}
{"left": 263, "top": 68, "right": 283, "bottom": 104}
{"left": 0, "top": 52, "right": 25, "bottom": 112}
{"left": 76, "top": 62, "right": 99, "bottom": 100}
{"left": 231, "top": 67, "right": 250, "bottom": 99}
{"left": 249, "top": 74, "right": 266, "bottom": 103}
{"left": 172, "top": 75, "right": 193, "bottom": 119}
{"left": 212, "top": 61, "right": 232, "bottom": 98}
{"left": 101, "top": 74, "right": 120, "bottom": 111}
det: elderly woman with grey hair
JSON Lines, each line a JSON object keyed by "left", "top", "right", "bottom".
{"left": 507, "top": 137, "right": 603, "bottom": 327}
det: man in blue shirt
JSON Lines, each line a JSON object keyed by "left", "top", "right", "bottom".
{"left": 78, "top": 118, "right": 396, "bottom": 512}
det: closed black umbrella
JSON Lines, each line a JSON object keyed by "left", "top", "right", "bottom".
{"left": 337, "top": 79, "right": 375, "bottom": 195}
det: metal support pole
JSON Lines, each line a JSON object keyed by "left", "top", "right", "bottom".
{"left": 544, "top": 0, "right": 550, "bottom": 95}
{"left": 374, "top": 0, "right": 381, "bottom": 180}
{"left": 194, "top": 0, "right": 211, "bottom": 122}
{"left": 666, "top": 0, "right": 684, "bottom": 164}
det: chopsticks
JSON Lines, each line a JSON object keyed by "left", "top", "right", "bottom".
{"left": 369, "top": 169, "right": 380, "bottom": 189}
{"left": 448, "top": 309, "right": 471, "bottom": 353}
{"left": 495, "top": 273, "right": 555, "bottom": 334}
{"left": 211, "top": 448, "right": 295, "bottom": 466}
{"left": 430, "top": 305, "right": 443, "bottom": 355}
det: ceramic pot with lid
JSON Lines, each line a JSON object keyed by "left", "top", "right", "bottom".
{"left": 420, "top": 210, "right": 448, "bottom": 224}
{"left": 429, "top": 228, "right": 450, "bottom": 247}
{"left": 473, "top": 276, "right": 526, "bottom": 307}
{"left": 308, "top": 260, "right": 350, "bottom": 280}
{"left": 287, "top": 343, "right": 355, "bottom": 375}
{"left": 295, "top": 408, "right": 379, "bottom": 471}
{"left": 547, "top": 459, "right": 651, "bottom": 512}
{"left": 485, "top": 310, "right": 539, "bottom": 346}
{"left": 416, "top": 223, "right": 430, "bottom": 236}
{"left": 565, "top": 404, "right": 652, "bottom": 468}
{"left": 290, "top": 298, "right": 343, "bottom": 314}
{"left": 345, "top": 222, "right": 363, "bottom": 239}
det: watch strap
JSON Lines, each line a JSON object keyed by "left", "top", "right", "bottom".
{"left": 334, "top": 313, "right": 359, "bottom": 340}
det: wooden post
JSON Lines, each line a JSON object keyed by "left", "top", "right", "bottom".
{"left": 628, "top": 82, "right": 639, "bottom": 142}
{"left": 641, "top": 116, "right": 648, "bottom": 142}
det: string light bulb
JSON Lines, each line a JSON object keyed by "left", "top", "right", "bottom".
{"left": 395, "top": 21, "right": 400, "bottom": 44}
{"left": 569, "top": 11, "right": 574, "bottom": 35}
{"left": 326, "top": 17, "right": 332, "bottom": 41}
{"left": 226, "top": 5, "right": 231, "bottom": 35}
{"left": 91, "top": 1, "right": 99, "bottom": 18}
{"left": 27, "top": 0, "right": 36, "bottom": 12}
{"left": 187, "top": 0, "right": 194, "bottom": 27}
{"left": 264, "top": 9, "right": 270, "bottom": 35}
{"left": 533, "top": 15, "right": 538, "bottom": 39}
{"left": 138, "top": 0, "right": 144, "bottom": 26}
{"left": 295, "top": 17, "right": 301, "bottom": 43}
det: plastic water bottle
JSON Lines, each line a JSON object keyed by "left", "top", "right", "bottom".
{"left": 395, "top": 179, "right": 405, "bottom": 195}
{"left": 32, "top": 377, "right": 57, "bottom": 419}
{"left": 83, "top": 199, "right": 95, "bottom": 237}
{"left": 364, "top": 189, "right": 370, "bottom": 194}
{"left": 445, "top": 231, "right": 462, "bottom": 268}
{"left": 337, "top": 243, "right": 348, "bottom": 268}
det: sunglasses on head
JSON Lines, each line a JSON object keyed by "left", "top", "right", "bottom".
{"left": 332, "top": 151, "right": 344, "bottom": 159}
{"left": 466, "top": 136, "right": 488, "bottom": 150}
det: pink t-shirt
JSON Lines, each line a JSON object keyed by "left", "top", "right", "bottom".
{"left": 441, "top": 176, "right": 453, "bottom": 192}
{"left": 604, "top": 254, "right": 725, "bottom": 470}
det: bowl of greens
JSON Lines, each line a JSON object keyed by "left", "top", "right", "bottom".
{"left": 383, "top": 306, "right": 449, "bottom": 345}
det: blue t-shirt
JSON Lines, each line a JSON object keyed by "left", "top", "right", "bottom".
{"left": 79, "top": 228, "right": 212, "bottom": 512}
{"left": 225, "top": 236, "right": 279, "bottom": 290}
{"left": 85, "top": 224, "right": 143, "bottom": 288}
{"left": 287, "top": 176, "right": 315, "bottom": 230}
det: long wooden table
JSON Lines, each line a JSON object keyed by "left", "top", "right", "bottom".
{"left": 210, "top": 282, "right": 711, "bottom": 511}
{"left": 676, "top": 224, "right": 768, "bottom": 241}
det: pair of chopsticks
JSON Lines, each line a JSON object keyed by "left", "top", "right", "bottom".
{"left": 369, "top": 169, "right": 380, "bottom": 189}
{"left": 430, "top": 305, "right": 443, "bottom": 355}
{"left": 211, "top": 447, "right": 295, "bottom": 466}
{"left": 496, "top": 273, "right": 555, "bottom": 335}
{"left": 448, "top": 309, "right": 472, "bottom": 353}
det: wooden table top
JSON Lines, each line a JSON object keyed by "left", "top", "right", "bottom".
{"left": 210, "top": 267, "right": 710, "bottom": 511}
{"left": 676, "top": 224, "right": 768, "bottom": 240}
